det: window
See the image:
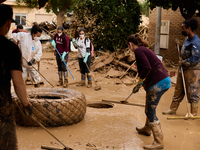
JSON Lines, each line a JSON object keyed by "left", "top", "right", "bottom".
{"left": 15, "top": 13, "right": 27, "bottom": 25}
{"left": 160, "top": 20, "right": 170, "bottom": 49}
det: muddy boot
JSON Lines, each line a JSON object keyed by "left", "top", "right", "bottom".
{"left": 87, "top": 73, "right": 92, "bottom": 88}
{"left": 77, "top": 74, "right": 85, "bottom": 86}
{"left": 63, "top": 71, "right": 68, "bottom": 88}
{"left": 162, "top": 101, "right": 180, "bottom": 115}
{"left": 136, "top": 118, "right": 151, "bottom": 136}
{"left": 63, "top": 77, "right": 68, "bottom": 88}
{"left": 143, "top": 121, "right": 164, "bottom": 149}
{"left": 34, "top": 83, "right": 40, "bottom": 88}
{"left": 191, "top": 102, "right": 198, "bottom": 116}
{"left": 57, "top": 71, "right": 63, "bottom": 86}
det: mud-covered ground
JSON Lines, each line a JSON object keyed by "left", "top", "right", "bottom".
{"left": 15, "top": 51, "right": 200, "bottom": 150}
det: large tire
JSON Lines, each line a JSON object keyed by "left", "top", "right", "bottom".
{"left": 12, "top": 88, "right": 86, "bottom": 127}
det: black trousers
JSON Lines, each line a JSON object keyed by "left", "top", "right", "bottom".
{"left": 79, "top": 55, "right": 91, "bottom": 74}
{"left": 56, "top": 53, "right": 68, "bottom": 71}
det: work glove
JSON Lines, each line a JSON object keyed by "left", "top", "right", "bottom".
{"left": 72, "top": 38, "right": 77, "bottom": 47}
{"left": 51, "top": 40, "right": 56, "bottom": 48}
{"left": 132, "top": 77, "right": 145, "bottom": 93}
{"left": 28, "top": 58, "right": 35, "bottom": 66}
{"left": 23, "top": 103, "right": 33, "bottom": 116}
{"left": 61, "top": 51, "right": 67, "bottom": 61}
{"left": 83, "top": 52, "right": 90, "bottom": 63}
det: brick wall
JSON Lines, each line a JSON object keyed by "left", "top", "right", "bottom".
{"left": 148, "top": 7, "right": 200, "bottom": 63}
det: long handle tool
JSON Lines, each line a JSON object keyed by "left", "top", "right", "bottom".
{"left": 77, "top": 46, "right": 101, "bottom": 91}
{"left": 14, "top": 101, "right": 73, "bottom": 150}
{"left": 50, "top": 40, "right": 75, "bottom": 80}
{"left": 168, "top": 40, "right": 200, "bottom": 120}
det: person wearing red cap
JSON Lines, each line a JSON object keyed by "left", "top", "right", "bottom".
{"left": 0, "top": 4, "right": 32, "bottom": 149}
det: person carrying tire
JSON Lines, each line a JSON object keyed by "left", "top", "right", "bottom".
{"left": 52, "top": 26, "right": 70, "bottom": 88}
{"left": 0, "top": 4, "right": 33, "bottom": 149}
{"left": 163, "top": 18, "right": 200, "bottom": 116}
{"left": 72, "top": 28, "right": 92, "bottom": 88}
{"left": 10, "top": 25, "right": 43, "bottom": 88}
{"left": 127, "top": 34, "right": 171, "bottom": 149}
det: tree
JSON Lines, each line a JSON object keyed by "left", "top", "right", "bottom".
{"left": 72, "top": 0, "right": 141, "bottom": 51}
{"left": 148, "top": 0, "right": 200, "bottom": 19}
{"left": 140, "top": 0, "right": 150, "bottom": 17}
{"left": 16, "top": 0, "right": 76, "bottom": 26}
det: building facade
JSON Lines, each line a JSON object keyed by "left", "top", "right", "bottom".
{"left": 3, "top": 0, "right": 56, "bottom": 31}
{"left": 148, "top": 7, "right": 200, "bottom": 63}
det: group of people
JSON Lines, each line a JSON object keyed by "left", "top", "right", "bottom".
{"left": 1, "top": 3, "right": 200, "bottom": 150}
{"left": 130, "top": 17, "right": 200, "bottom": 149}
{"left": 51, "top": 27, "right": 93, "bottom": 88}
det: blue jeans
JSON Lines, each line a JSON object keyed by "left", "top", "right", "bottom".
{"left": 145, "top": 89, "right": 168, "bottom": 122}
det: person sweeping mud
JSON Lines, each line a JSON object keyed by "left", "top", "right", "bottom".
{"left": 0, "top": 4, "right": 32, "bottom": 149}
{"left": 72, "top": 28, "right": 92, "bottom": 88}
{"left": 127, "top": 34, "right": 171, "bottom": 149}
{"left": 163, "top": 18, "right": 200, "bottom": 116}
{"left": 52, "top": 26, "right": 70, "bottom": 88}
{"left": 10, "top": 25, "right": 42, "bottom": 88}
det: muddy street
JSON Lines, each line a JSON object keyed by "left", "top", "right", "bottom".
{"left": 15, "top": 52, "right": 200, "bottom": 150}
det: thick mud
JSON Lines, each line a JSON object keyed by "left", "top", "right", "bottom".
{"left": 15, "top": 52, "right": 200, "bottom": 150}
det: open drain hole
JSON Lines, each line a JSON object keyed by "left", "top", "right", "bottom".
{"left": 87, "top": 102, "right": 114, "bottom": 108}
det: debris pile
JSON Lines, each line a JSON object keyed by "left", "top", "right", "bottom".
{"left": 90, "top": 49, "right": 138, "bottom": 85}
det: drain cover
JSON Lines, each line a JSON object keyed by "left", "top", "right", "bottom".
{"left": 87, "top": 102, "right": 114, "bottom": 109}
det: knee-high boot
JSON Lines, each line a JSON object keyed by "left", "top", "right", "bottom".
{"left": 136, "top": 118, "right": 151, "bottom": 136}
{"left": 143, "top": 121, "right": 164, "bottom": 149}
{"left": 57, "top": 71, "right": 63, "bottom": 86}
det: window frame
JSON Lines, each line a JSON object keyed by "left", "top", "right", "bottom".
{"left": 14, "top": 13, "right": 27, "bottom": 25}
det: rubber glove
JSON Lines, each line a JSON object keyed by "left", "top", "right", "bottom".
{"left": 132, "top": 77, "right": 145, "bottom": 93}
{"left": 72, "top": 38, "right": 77, "bottom": 47}
{"left": 28, "top": 58, "right": 35, "bottom": 66}
{"left": 51, "top": 40, "right": 56, "bottom": 48}
{"left": 83, "top": 52, "right": 90, "bottom": 63}
{"left": 136, "top": 77, "right": 145, "bottom": 86}
{"left": 23, "top": 103, "right": 33, "bottom": 116}
{"left": 61, "top": 51, "right": 67, "bottom": 61}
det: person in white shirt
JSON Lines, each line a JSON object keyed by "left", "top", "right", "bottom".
{"left": 10, "top": 25, "right": 42, "bottom": 87}
{"left": 72, "top": 28, "right": 92, "bottom": 88}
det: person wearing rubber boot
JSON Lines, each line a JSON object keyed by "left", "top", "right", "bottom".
{"left": 0, "top": 4, "right": 33, "bottom": 149}
{"left": 52, "top": 26, "right": 70, "bottom": 88}
{"left": 127, "top": 34, "right": 171, "bottom": 149}
{"left": 72, "top": 28, "right": 92, "bottom": 88}
{"left": 163, "top": 18, "right": 200, "bottom": 116}
{"left": 10, "top": 25, "right": 42, "bottom": 88}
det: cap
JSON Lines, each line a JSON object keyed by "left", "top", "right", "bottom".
{"left": 0, "top": 4, "right": 18, "bottom": 24}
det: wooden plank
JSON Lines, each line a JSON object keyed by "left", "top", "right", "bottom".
{"left": 102, "top": 99, "right": 145, "bottom": 107}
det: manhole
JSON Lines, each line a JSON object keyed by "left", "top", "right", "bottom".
{"left": 87, "top": 102, "right": 114, "bottom": 108}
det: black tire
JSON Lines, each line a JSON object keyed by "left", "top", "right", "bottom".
{"left": 13, "top": 88, "right": 86, "bottom": 127}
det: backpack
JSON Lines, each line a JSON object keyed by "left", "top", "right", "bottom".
{"left": 77, "top": 37, "right": 94, "bottom": 57}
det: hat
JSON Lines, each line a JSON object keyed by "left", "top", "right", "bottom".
{"left": 0, "top": 4, "right": 18, "bottom": 24}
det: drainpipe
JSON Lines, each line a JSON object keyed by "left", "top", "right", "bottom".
{"left": 154, "top": 6, "right": 162, "bottom": 54}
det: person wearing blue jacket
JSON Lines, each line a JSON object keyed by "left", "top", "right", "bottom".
{"left": 163, "top": 18, "right": 200, "bottom": 116}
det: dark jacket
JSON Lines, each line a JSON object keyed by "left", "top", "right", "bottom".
{"left": 135, "top": 46, "right": 169, "bottom": 91}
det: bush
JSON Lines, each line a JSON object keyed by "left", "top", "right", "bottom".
{"left": 71, "top": 0, "right": 141, "bottom": 51}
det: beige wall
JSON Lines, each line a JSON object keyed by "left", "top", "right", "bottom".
{"left": 3, "top": 1, "right": 56, "bottom": 31}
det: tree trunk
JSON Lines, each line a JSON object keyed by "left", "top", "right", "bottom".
{"left": 57, "top": 9, "right": 66, "bottom": 27}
